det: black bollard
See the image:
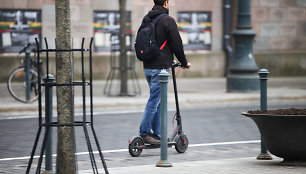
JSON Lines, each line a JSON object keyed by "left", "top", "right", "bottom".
{"left": 43, "top": 74, "right": 55, "bottom": 172}
{"left": 257, "top": 69, "right": 272, "bottom": 160}
{"left": 156, "top": 70, "right": 172, "bottom": 167}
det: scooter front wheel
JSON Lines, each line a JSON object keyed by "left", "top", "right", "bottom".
{"left": 175, "top": 135, "right": 189, "bottom": 153}
{"left": 128, "top": 137, "right": 144, "bottom": 157}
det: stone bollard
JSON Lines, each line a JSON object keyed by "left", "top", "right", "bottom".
{"left": 156, "top": 70, "right": 172, "bottom": 167}
{"left": 257, "top": 69, "right": 272, "bottom": 160}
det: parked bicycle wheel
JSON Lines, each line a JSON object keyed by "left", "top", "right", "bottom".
{"left": 7, "top": 67, "right": 40, "bottom": 103}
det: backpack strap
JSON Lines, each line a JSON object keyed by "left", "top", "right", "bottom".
{"left": 152, "top": 13, "right": 168, "bottom": 50}
{"left": 160, "top": 40, "right": 167, "bottom": 50}
{"left": 152, "top": 13, "right": 168, "bottom": 24}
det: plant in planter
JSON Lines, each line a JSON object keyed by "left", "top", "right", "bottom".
{"left": 242, "top": 108, "right": 306, "bottom": 162}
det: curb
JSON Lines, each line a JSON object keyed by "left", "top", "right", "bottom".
{"left": 1, "top": 95, "right": 306, "bottom": 113}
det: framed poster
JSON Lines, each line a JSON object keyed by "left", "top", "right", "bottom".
{"left": 177, "top": 12, "right": 212, "bottom": 50}
{"left": 0, "top": 9, "right": 41, "bottom": 53}
{"left": 93, "top": 11, "right": 132, "bottom": 52}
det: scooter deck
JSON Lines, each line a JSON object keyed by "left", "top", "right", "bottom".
{"left": 143, "top": 141, "right": 176, "bottom": 149}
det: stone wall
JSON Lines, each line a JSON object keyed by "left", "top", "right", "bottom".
{"left": 1, "top": 50, "right": 305, "bottom": 82}
{"left": 0, "top": 0, "right": 306, "bottom": 80}
{"left": 0, "top": 51, "right": 225, "bottom": 82}
{"left": 251, "top": 0, "right": 306, "bottom": 51}
{"left": 2, "top": 0, "right": 305, "bottom": 52}
{"left": 255, "top": 50, "right": 306, "bottom": 76}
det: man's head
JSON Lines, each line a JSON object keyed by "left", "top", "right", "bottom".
{"left": 154, "top": 0, "right": 169, "bottom": 9}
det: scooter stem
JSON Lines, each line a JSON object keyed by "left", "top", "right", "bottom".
{"left": 171, "top": 65, "right": 183, "bottom": 132}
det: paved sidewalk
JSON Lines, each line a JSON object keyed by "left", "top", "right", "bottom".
{"left": 80, "top": 156, "right": 306, "bottom": 174}
{"left": 1, "top": 77, "right": 306, "bottom": 114}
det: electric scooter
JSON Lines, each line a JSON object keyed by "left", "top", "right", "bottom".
{"left": 128, "top": 62, "right": 189, "bottom": 157}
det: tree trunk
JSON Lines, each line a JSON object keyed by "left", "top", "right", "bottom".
{"left": 55, "top": 0, "right": 76, "bottom": 173}
{"left": 119, "top": 0, "right": 128, "bottom": 96}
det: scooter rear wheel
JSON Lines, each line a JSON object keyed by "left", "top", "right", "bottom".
{"left": 175, "top": 135, "right": 189, "bottom": 153}
{"left": 129, "top": 137, "right": 144, "bottom": 157}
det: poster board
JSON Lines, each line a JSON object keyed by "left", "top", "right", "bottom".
{"left": 93, "top": 11, "right": 131, "bottom": 52}
{"left": 177, "top": 12, "right": 212, "bottom": 50}
{"left": 0, "top": 9, "right": 41, "bottom": 53}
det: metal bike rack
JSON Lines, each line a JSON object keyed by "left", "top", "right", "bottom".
{"left": 26, "top": 37, "right": 108, "bottom": 174}
{"left": 103, "top": 33, "right": 141, "bottom": 96}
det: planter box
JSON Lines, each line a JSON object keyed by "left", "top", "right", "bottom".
{"left": 242, "top": 111, "right": 306, "bottom": 161}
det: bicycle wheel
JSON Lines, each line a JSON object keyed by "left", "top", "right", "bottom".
{"left": 7, "top": 67, "right": 40, "bottom": 103}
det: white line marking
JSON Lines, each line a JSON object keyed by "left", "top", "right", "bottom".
{"left": 189, "top": 140, "right": 260, "bottom": 147}
{"left": 0, "top": 140, "right": 260, "bottom": 162}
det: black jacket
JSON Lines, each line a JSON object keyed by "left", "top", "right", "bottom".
{"left": 142, "top": 5, "right": 188, "bottom": 69}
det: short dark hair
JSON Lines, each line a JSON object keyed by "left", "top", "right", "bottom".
{"left": 154, "top": 0, "right": 168, "bottom": 6}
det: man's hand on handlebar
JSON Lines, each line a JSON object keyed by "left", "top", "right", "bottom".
{"left": 182, "top": 62, "right": 191, "bottom": 69}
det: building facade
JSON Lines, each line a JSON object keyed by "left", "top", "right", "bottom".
{"left": 0, "top": 0, "right": 305, "bottom": 81}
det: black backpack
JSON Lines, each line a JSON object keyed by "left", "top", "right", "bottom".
{"left": 134, "top": 13, "right": 168, "bottom": 62}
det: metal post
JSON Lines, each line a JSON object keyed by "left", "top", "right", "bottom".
{"left": 223, "top": 0, "right": 233, "bottom": 76}
{"left": 43, "top": 74, "right": 55, "bottom": 172}
{"left": 257, "top": 69, "right": 272, "bottom": 160}
{"left": 226, "top": 0, "right": 259, "bottom": 92}
{"left": 25, "top": 50, "right": 31, "bottom": 101}
{"left": 156, "top": 70, "right": 172, "bottom": 167}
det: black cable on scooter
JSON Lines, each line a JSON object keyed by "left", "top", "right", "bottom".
{"left": 172, "top": 66, "right": 181, "bottom": 132}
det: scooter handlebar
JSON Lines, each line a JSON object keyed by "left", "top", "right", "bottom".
{"left": 172, "top": 62, "right": 190, "bottom": 69}
{"left": 172, "top": 62, "right": 182, "bottom": 68}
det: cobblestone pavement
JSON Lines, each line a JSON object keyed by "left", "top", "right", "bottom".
{"left": 0, "top": 77, "right": 306, "bottom": 173}
{"left": 1, "top": 100, "right": 306, "bottom": 173}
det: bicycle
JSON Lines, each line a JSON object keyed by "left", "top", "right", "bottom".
{"left": 7, "top": 43, "right": 42, "bottom": 103}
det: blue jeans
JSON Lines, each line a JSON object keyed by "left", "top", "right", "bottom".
{"left": 139, "top": 69, "right": 169, "bottom": 139}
